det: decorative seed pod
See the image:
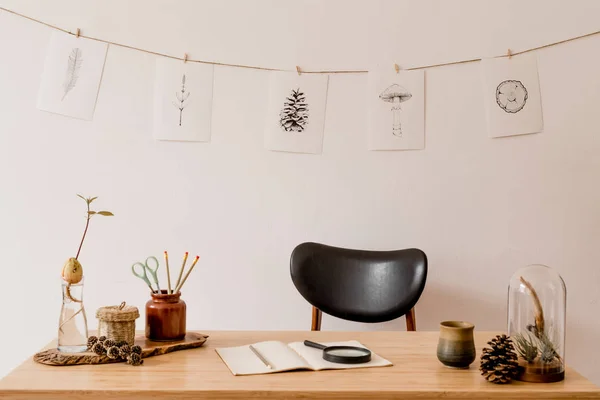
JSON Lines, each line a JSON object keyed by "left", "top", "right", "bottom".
{"left": 87, "top": 336, "right": 98, "bottom": 349}
{"left": 103, "top": 339, "right": 116, "bottom": 349}
{"left": 98, "top": 336, "right": 107, "bottom": 342}
{"left": 131, "top": 345, "right": 142, "bottom": 355}
{"left": 91, "top": 342, "right": 106, "bottom": 355}
{"left": 119, "top": 344, "right": 131, "bottom": 358}
{"left": 61, "top": 257, "right": 83, "bottom": 284}
{"left": 480, "top": 335, "right": 519, "bottom": 384}
{"left": 127, "top": 353, "right": 143, "bottom": 366}
{"left": 116, "top": 340, "right": 128, "bottom": 347}
{"left": 106, "top": 346, "right": 121, "bottom": 360}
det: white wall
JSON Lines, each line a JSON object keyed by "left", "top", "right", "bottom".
{"left": 1, "top": 0, "right": 600, "bottom": 384}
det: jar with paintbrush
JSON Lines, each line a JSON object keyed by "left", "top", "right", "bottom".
{"left": 132, "top": 251, "right": 200, "bottom": 341}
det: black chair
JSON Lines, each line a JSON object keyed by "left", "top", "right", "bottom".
{"left": 290, "top": 242, "right": 427, "bottom": 331}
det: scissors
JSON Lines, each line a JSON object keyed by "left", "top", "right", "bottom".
{"left": 131, "top": 256, "right": 161, "bottom": 293}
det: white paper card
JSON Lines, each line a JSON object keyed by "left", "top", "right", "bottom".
{"left": 368, "top": 68, "right": 425, "bottom": 150}
{"left": 481, "top": 55, "right": 543, "bottom": 138}
{"left": 37, "top": 31, "right": 108, "bottom": 121}
{"left": 264, "top": 72, "right": 329, "bottom": 154}
{"left": 153, "top": 58, "right": 214, "bottom": 142}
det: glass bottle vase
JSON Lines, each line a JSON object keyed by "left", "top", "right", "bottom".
{"left": 58, "top": 279, "right": 88, "bottom": 353}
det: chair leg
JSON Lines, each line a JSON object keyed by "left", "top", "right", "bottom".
{"left": 405, "top": 307, "right": 416, "bottom": 331}
{"left": 311, "top": 307, "right": 322, "bottom": 331}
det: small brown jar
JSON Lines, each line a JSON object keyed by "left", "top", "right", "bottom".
{"left": 145, "top": 291, "right": 186, "bottom": 341}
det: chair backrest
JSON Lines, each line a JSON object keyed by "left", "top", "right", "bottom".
{"left": 290, "top": 242, "right": 427, "bottom": 324}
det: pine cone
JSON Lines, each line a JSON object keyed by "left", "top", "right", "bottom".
{"left": 480, "top": 334, "right": 519, "bottom": 384}
{"left": 103, "top": 339, "right": 116, "bottom": 349}
{"left": 127, "top": 353, "right": 143, "bottom": 366}
{"left": 119, "top": 344, "right": 131, "bottom": 358}
{"left": 116, "top": 340, "right": 128, "bottom": 347}
{"left": 106, "top": 346, "right": 121, "bottom": 359}
{"left": 87, "top": 336, "right": 98, "bottom": 350}
{"left": 91, "top": 342, "right": 106, "bottom": 356}
{"left": 98, "top": 336, "right": 107, "bottom": 343}
{"left": 131, "top": 345, "right": 142, "bottom": 355}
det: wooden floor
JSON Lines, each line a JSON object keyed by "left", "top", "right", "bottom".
{"left": 0, "top": 330, "right": 599, "bottom": 399}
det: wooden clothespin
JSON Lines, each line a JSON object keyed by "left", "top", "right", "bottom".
{"left": 296, "top": 66, "right": 301, "bottom": 76}
{"left": 75, "top": 28, "right": 80, "bottom": 38}
{"left": 183, "top": 53, "right": 188, "bottom": 63}
{"left": 394, "top": 63, "right": 400, "bottom": 73}
{"left": 507, "top": 49, "right": 512, "bottom": 59}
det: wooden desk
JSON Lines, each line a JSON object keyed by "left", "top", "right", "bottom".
{"left": 1, "top": 331, "right": 599, "bottom": 399}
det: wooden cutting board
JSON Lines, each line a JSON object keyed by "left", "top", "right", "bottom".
{"left": 33, "top": 332, "right": 208, "bottom": 366}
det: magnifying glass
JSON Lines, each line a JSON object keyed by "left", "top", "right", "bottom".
{"left": 303, "top": 340, "right": 372, "bottom": 364}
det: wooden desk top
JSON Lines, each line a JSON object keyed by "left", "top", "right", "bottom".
{"left": 1, "top": 331, "right": 599, "bottom": 399}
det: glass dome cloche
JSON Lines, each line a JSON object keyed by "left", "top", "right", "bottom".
{"left": 507, "top": 264, "right": 566, "bottom": 383}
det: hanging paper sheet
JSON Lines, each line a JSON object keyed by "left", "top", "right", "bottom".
{"left": 153, "top": 58, "right": 214, "bottom": 142}
{"left": 481, "top": 55, "right": 543, "bottom": 138}
{"left": 37, "top": 31, "right": 108, "bottom": 121}
{"left": 264, "top": 72, "right": 329, "bottom": 154}
{"left": 368, "top": 68, "right": 425, "bottom": 150}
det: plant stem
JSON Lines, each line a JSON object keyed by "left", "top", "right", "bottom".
{"left": 58, "top": 303, "right": 84, "bottom": 334}
{"left": 76, "top": 202, "right": 91, "bottom": 260}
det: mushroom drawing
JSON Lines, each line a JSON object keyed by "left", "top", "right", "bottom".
{"left": 496, "top": 80, "right": 528, "bottom": 113}
{"left": 379, "top": 84, "right": 412, "bottom": 137}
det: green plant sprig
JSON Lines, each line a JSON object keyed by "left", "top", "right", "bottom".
{"left": 75, "top": 194, "right": 113, "bottom": 260}
{"left": 514, "top": 332, "right": 538, "bottom": 363}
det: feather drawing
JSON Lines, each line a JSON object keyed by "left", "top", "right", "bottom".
{"left": 62, "top": 48, "right": 83, "bottom": 101}
{"left": 172, "top": 74, "right": 191, "bottom": 126}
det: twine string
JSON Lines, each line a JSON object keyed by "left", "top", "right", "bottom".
{"left": 1, "top": 5, "right": 599, "bottom": 73}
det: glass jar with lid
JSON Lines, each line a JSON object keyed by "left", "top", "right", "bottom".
{"left": 507, "top": 264, "right": 566, "bottom": 383}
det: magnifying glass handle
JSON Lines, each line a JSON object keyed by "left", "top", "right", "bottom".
{"left": 304, "top": 340, "right": 327, "bottom": 350}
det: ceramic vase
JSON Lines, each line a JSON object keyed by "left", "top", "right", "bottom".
{"left": 437, "top": 320, "right": 476, "bottom": 369}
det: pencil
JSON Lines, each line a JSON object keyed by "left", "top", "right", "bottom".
{"left": 249, "top": 345, "right": 272, "bottom": 369}
{"left": 164, "top": 251, "right": 172, "bottom": 294}
{"left": 175, "top": 255, "right": 199, "bottom": 293}
{"left": 174, "top": 251, "right": 188, "bottom": 292}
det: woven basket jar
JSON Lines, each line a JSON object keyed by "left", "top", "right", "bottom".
{"left": 96, "top": 302, "right": 139, "bottom": 345}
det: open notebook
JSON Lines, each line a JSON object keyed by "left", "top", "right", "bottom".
{"left": 216, "top": 340, "right": 392, "bottom": 376}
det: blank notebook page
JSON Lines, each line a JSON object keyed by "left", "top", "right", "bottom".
{"left": 287, "top": 340, "right": 393, "bottom": 370}
{"left": 216, "top": 341, "right": 310, "bottom": 375}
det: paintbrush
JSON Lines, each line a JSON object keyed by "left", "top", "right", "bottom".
{"left": 174, "top": 251, "right": 188, "bottom": 293}
{"left": 164, "top": 251, "right": 172, "bottom": 294}
{"left": 175, "top": 255, "right": 200, "bottom": 293}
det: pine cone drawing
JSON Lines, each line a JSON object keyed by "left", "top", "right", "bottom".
{"left": 480, "top": 335, "right": 519, "bottom": 384}
{"left": 279, "top": 88, "right": 309, "bottom": 132}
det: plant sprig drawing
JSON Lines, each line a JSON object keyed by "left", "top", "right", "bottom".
{"left": 62, "top": 48, "right": 82, "bottom": 101}
{"left": 172, "top": 74, "right": 191, "bottom": 126}
{"left": 279, "top": 88, "right": 309, "bottom": 132}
